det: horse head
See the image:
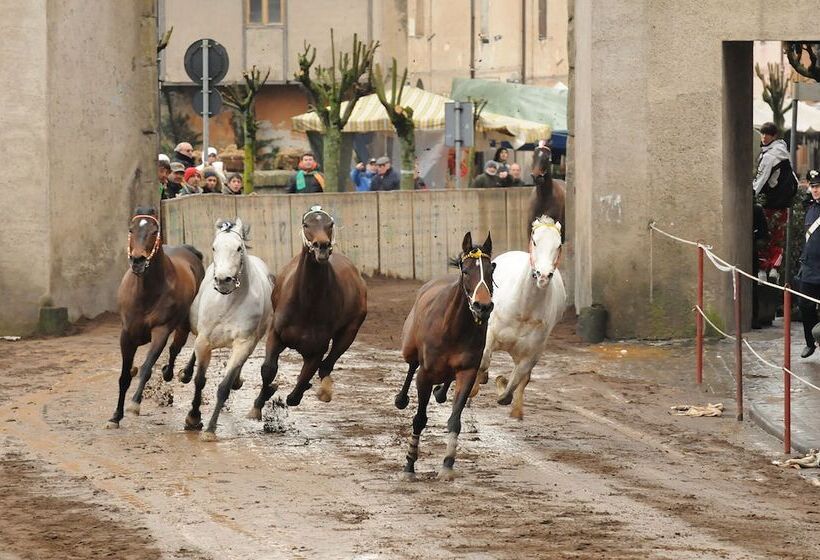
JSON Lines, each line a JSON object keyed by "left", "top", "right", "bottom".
{"left": 529, "top": 216, "right": 562, "bottom": 289}
{"left": 452, "top": 231, "right": 495, "bottom": 324}
{"left": 531, "top": 143, "right": 553, "bottom": 186}
{"left": 127, "top": 206, "right": 161, "bottom": 276}
{"left": 212, "top": 218, "right": 250, "bottom": 294}
{"left": 301, "top": 205, "right": 335, "bottom": 263}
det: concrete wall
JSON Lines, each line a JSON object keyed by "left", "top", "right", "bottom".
{"left": 569, "top": 0, "right": 820, "bottom": 338}
{"left": 0, "top": 0, "right": 157, "bottom": 335}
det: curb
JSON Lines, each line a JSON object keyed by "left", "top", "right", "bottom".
{"left": 747, "top": 400, "right": 813, "bottom": 455}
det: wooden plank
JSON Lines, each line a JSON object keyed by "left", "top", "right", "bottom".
{"left": 445, "top": 190, "right": 482, "bottom": 267}
{"left": 180, "top": 195, "right": 238, "bottom": 269}
{"left": 160, "top": 198, "right": 185, "bottom": 246}
{"left": 412, "top": 191, "right": 433, "bottom": 281}
{"left": 506, "top": 186, "right": 533, "bottom": 252}
{"left": 377, "top": 191, "right": 414, "bottom": 278}
{"left": 235, "top": 194, "right": 293, "bottom": 277}
{"left": 475, "top": 188, "right": 509, "bottom": 256}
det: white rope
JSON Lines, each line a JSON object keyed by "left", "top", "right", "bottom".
{"left": 693, "top": 305, "right": 736, "bottom": 340}
{"left": 648, "top": 222, "right": 705, "bottom": 247}
{"left": 785, "top": 366, "right": 820, "bottom": 393}
{"left": 649, "top": 226, "right": 654, "bottom": 303}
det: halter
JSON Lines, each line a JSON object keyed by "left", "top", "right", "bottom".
{"left": 301, "top": 206, "right": 335, "bottom": 249}
{"left": 529, "top": 221, "right": 562, "bottom": 280}
{"left": 461, "top": 248, "right": 492, "bottom": 324}
{"left": 532, "top": 145, "right": 553, "bottom": 184}
{"left": 127, "top": 214, "right": 161, "bottom": 271}
{"left": 215, "top": 222, "right": 245, "bottom": 291}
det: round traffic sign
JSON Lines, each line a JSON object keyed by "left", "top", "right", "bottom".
{"left": 192, "top": 89, "right": 223, "bottom": 117}
{"left": 184, "top": 39, "right": 229, "bottom": 84}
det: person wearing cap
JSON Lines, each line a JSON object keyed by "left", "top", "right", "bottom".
{"left": 797, "top": 169, "right": 820, "bottom": 357}
{"left": 370, "top": 156, "right": 400, "bottom": 191}
{"left": 173, "top": 142, "right": 196, "bottom": 168}
{"left": 165, "top": 161, "right": 185, "bottom": 198}
{"left": 351, "top": 158, "right": 377, "bottom": 192}
{"left": 471, "top": 160, "right": 500, "bottom": 188}
{"left": 178, "top": 167, "right": 203, "bottom": 196}
{"left": 197, "top": 146, "right": 227, "bottom": 183}
{"left": 201, "top": 166, "right": 223, "bottom": 193}
{"left": 286, "top": 152, "right": 325, "bottom": 194}
{"left": 158, "top": 159, "right": 171, "bottom": 199}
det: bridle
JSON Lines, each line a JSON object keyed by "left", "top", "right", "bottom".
{"left": 529, "top": 221, "right": 562, "bottom": 281}
{"left": 215, "top": 222, "right": 245, "bottom": 291}
{"left": 127, "top": 214, "right": 161, "bottom": 272}
{"left": 301, "top": 206, "right": 335, "bottom": 250}
{"left": 531, "top": 145, "right": 552, "bottom": 185}
{"left": 460, "top": 248, "right": 492, "bottom": 324}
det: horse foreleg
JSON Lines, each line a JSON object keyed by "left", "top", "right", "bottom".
{"left": 473, "top": 339, "right": 495, "bottom": 398}
{"left": 127, "top": 326, "right": 172, "bottom": 416}
{"left": 202, "top": 339, "right": 256, "bottom": 441}
{"left": 497, "top": 356, "right": 537, "bottom": 409}
{"left": 285, "top": 354, "right": 323, "bottom": 407}
{"left": 107, "top": 331, "right": 138, "bottom": 428}
{"left": 185, "top": 336, "right": 212, "bottom": 430}
{"left": 395, "top": 361, "right": 419, "bottom": 409}
{"left": 403, "top": 373, "right": 432, "bottom": 480}
{"left": 510, "top": 371, "right": 532, "bottom": 421}
{"left": 316, "top": 322, "right": 363, "bottom": 403}
{"left": 440, "top": 370, "right": 478, "bottom": 480}
{"left": 162, "top": 325, "right": 189, "bottom": 382}
{"left": 249, "top": 329, "right": 285, "bottom": 420}
{"left": 433, "top": 379, "right": 452, "bottom": 404}
{"left": 179, "top": 352, "right": 196, "bottom": 384}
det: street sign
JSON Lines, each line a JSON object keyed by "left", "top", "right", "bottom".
{"left": 193, "top": 89, "right": 223, "bottom": 116}
{"left": 184, "top": 39, "right": 229, "bottom": 83}
{"left": 444, "top": 102, "right": 474, "bottom": 148}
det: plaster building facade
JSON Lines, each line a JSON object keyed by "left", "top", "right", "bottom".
{"left": 0, "top": 0, "right": 158, "bottom": 335}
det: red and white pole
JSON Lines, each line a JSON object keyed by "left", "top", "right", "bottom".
{"left": 696, "top": 244, "right": 704, "bottom": 385}
{"left": 784, "top": 286, "right": 792, "bottom": 453}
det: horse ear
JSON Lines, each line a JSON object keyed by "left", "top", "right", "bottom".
{"left": 215, "top": 219, "right": 226, "bottom": 230}
{"left": 482, "top": 231, "right": 493, "bottom": 254}
{"left": 462, "top": 231, "right": 473, "bottom": 253}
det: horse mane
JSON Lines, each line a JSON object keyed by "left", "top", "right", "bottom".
{"left": 532, "top": 215, "right": 557, "bottom": 229}
{"left": 216, "top": 219, "right": 252, "bottom": 249}
{"left": 134, "top": 206, "right": 157, "bottom": 217}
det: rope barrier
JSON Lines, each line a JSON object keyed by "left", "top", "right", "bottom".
{"left": 693, "top": 305, "right": 736, "bottom": 340}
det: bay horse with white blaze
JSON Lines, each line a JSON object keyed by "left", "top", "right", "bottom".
{"left": 249, "top": 206, "right": 367, "bottom": 417}
{"left": 529, "top": 143, "right": 565, "bottom": 242}
{"left": 181, "top": 219, "right": 274, "bottom": 440}
{"left": 395, "top": 231, "right": 494, "bottom": 480}
{"left": 107, "top": 207, "right": 205, "bottom": 428}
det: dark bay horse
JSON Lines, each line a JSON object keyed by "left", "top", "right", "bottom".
{"left": 529, "top": 144, "right": 566, "bottom": 241}
{"left": 106, "top": 207, "right": 205, "bottom": 428}
{"left": 395, "top": 231, "right": 494, "bottom": 480}
{"left": 248, "top": 206, "right": 367, "bottom": 418}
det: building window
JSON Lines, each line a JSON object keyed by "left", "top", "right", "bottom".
{"left": 409, "top": 0, "right": 425, "bottom": 37}
{"left": 538, "top": 0, "right": 548, "bottom": 40}
{"left": 248, "top": 0, "right": 283, "bottom": 25}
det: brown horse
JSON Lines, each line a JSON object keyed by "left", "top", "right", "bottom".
{"left": 395, "top": 231, "right": 494, "bottom": 480}
{"left": 106, "top": 207, "right": 205, "bottom": 428}
{"left": 248, "top": 206, "right": 367, "bottom": 417}
{"left": 529, "top": 144, "right": 566, "bottom": 241}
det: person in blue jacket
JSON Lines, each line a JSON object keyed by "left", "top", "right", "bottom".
{"left": 350, "top": 158, "right": 377, "bottom": 192}
{"left": 798, "top": 169, "right": 820, "bottom": 357}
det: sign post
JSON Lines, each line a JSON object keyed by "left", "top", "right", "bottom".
{"left": 184, "top": 38, "right": 229, "bottom": 164}
{"left": 445, "top": 102, "right": 474, "bottom": 189}
{"left": 202, "top": 39, "right": 210, "bottom": 165}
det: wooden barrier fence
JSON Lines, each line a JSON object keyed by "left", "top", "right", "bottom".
{"left": 161, "top": 188, "right": 532, "bottom": 281}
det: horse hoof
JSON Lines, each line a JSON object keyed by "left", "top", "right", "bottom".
{"left": 434, "top": 385, "right": 448, "bottom": 404}
{"left": 477, "top": 370, "right": 489, "bottom": 385}
{"left": 511, "top": 407, "right": 524, "bottom": 421}
{"left": 316, "top": 377, "right": 333, "bottom": 403}
{"left": 105, "top": 420, "right": 120, "bottom": 429}
{"left": 125, "top": 401, "right": 141, "bottom": 416}
{"left": 401, "top": 470, "right": 416, "bottom": 481}
{"left": 468, "top": 384, "right": 480, "bottom": 399}
{"left": 201, "top": 431, "right": 217, "bottom": 442}
{"left": 161, "top": 364, "right": 173, "bottom": 382}
{"left": 497, "top": 393, "right": 513, "bottom": 406}
{"left": 232, "top": 376, "right": 244, "bottom": 391}
{"left": 247, "top": 407, "right": 262, "bottom": 421}
{"left": 130, "top": 366, "right": 138, "bottom": 378}
{"left": 184, "top": 414, "right": 202, "bottom": 431}
{"left": 285, "top": 393, "right": 301, "bottom": 407}
{"left": 394, "top": 393, "right": 410, "bottom": 410}
{"left": 437, "top": 467, "right": 456, "bottom": 481}
{"left": 179, "top": 370, "right": 193, "bottom": 384}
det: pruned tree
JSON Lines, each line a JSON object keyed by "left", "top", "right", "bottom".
{"left": 221, "top": 65, "right": 270, "bottom": 194}
{"left": 465, "top": 97, "right": 488, "bottom": 182}
{"left": 755, "top": 62, "right": 791, "bottom": 131}
{"left": 296, "top": 30, "right": 379, "bottom": 192}
{"left": 374, "top": 58, "right": 414, "bottom": 190}
{"left": 785, "top": 42, "right": 820, "bottom": 82}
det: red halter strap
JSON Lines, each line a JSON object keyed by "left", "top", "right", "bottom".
{"left": 127, "top": 214, "right": 162, "bottom": 263}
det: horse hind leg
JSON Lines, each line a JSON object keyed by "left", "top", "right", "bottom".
{"left": 439, "top": 370, "right": 478, "bottom": 481}
{"left": 286, "top": 354, "right": 323, "bottom": 407}
{"left": 510, "top": 372, "right": 532, "bottom": 421}
{"left": 162, "top": 325, "right": 189, "bottom": 382}
{"left": 433, "top": 379, "right": 452, "bottom": 404}
{"left": 248, "top": 330, "right": 284, "bottom": 420}
{"left": 316, "top": 322, "right": 363, "bottom": 403}
{"left": 403, "top": 376, "right": 433, "bottom": 480}
{"left": 179, "top": 352, "right": 196, "bottom": 384}
{"left": 185, "top": 337, "right": 211, "bottom": 431}
{"left": 126, "top": 327, "right": 172, "bottom": 416}
{"left": 202, "top": 339, "right": 256, "bottom": 441}
{"left": 107, "top": 331, "right": 137, "bottom": 428}
{"left": 395, "top": 361, "right": 419, "bottom": 410}
{"left": 496, "top": 356, "right": 536, "bottom": 409}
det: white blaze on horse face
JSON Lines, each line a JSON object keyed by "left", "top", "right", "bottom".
{"left": 139, "top": 219, "right": 148, "bottom": 227}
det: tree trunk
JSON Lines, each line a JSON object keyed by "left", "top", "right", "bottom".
{"left": 399, "top": 132, "right": 415, "bottom": 190}
{"left": 323, "top": 127, "right": 342, "bottom": 192}
{"left": 243, "top": 113, "right": 255, "bottom": 194}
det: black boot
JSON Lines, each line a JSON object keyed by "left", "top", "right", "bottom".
{"left": 801, "top": 345, "right": 816, "bottom": 359}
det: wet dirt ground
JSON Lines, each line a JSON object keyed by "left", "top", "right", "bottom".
{"left": 1, "top": 276, "right": 820, "bottom": 559}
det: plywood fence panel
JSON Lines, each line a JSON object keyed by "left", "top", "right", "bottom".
{"left": 475, "top": 189, "right": 509, "bottom": 256}
{"left": 161, "top": 199, "right": 185, "bottom": 246}
{"left": 413, "top": 191, "right": 450, "bottom": 281}
{"left": 377, "top": 191, "right": 414, "bottom": 278}
{"left": 180, "top": 195, "right": 238, "bottom": 269}
{"left": 506, "top": 187, "right": 532, "bottom": 253}
{"left": 235, "top": 195, "right": 293, "bottom": 276}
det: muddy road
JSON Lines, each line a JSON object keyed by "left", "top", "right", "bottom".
{"left": 1, "top": 276, "right": 819, "bottom": 559}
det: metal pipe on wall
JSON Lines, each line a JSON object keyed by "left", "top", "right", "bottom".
{"left": 470, "top": 0, "right": 476, "bottom": 78}
{"left": 521, "top": 0, "right": 526, "bottom": 83}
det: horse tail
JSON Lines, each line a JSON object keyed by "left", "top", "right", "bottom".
{"left": 183, "top": 244, "right": 204, "bottom": 262}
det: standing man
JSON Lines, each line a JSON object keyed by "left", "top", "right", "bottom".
{"left": 370, "top": 156, "right": 400, "bottom": 191}
{"left": 471, "top": 161, "right": 499, "bottom": 188}
{"left": 286, "top": 152, "right": 325, "bottom": 193}
{"left": 753, "top": 121, "right": 798, "bottom": 282}
{"left": 798, "top": 169, "right": 820, "bottom": 357}
{"left": 166, "top": 162, "right": 185, "bottom": 198}
{"left": 158, "top": 159, "right": 171, "bottom": 199}
{"left": 173, "top": 142, "right": 196, "bottom": 168}
{"left": 508, "top": 162, "right": 526, "bottom": 186}
{"left": 351, "top": 158, "right": 377, "bottom": 192}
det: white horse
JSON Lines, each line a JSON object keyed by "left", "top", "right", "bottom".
{"left": 181, "top": 218, "right": 274, "bottom": 440}
{"left": 474, "top": 215, "right": 566, "bottom": 420}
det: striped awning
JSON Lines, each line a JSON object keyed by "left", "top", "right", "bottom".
{"left": 291, "top": 86, "right": 551, "bottom": 145}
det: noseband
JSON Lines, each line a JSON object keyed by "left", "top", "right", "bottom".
{"left": 529, "top": 221, "right": 562, "bottom": 281}
{"left": 127, "top": 214, "right": 161, "bottom": 271}
{"left": 461, "top": 248, "right": 492, "bottom": 324}
{"left": 301, "top": 206, "right": 335, "bottom": 250}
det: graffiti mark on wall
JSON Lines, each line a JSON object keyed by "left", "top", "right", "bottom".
{"left": 598, "top": 194, "right": 623, "bottom": 223}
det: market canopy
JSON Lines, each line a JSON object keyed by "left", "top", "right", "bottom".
{"left": 291, "top": 86, "right": 551, "bottom": 146}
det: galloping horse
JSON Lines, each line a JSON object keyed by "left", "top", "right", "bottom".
{"left": 529, "top": 143, "right": 566, "bottom": 241}
{"left": 249, "top": 206, "right": 367, "bottom": 417}
{"left": 107, "top": 207, "right": 205, "bottom": 428}
{"left": 475, "top": 216, "right": 566, "bottom": 420}
{"left": 181, "top": 219, "right": 273, "bottom": 440}
{"left": 395, "top": 231, "right": 494, "bottom": 480}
